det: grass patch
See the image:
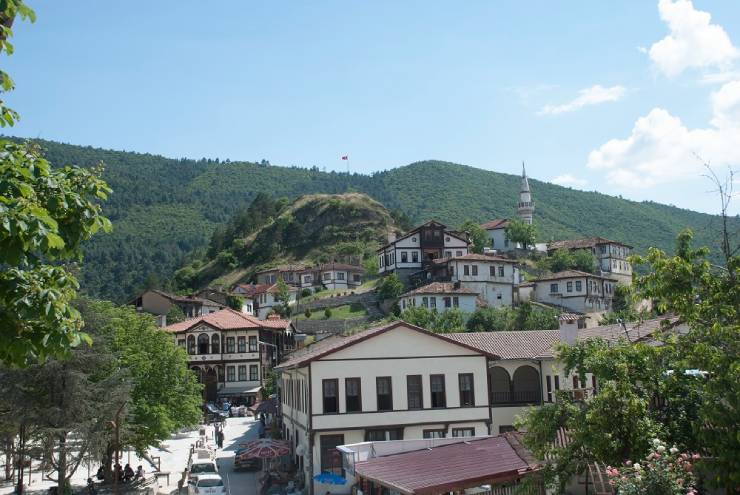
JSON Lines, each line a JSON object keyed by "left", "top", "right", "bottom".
{"left": 294, "top": 303, "right": 368, "bottom": 320}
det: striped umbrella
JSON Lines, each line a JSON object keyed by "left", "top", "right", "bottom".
{"left": 237, "top": 439, "right": 291, "bottom": 459}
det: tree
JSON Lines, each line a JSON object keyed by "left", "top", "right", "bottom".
{"left": 378, "top": 273, "right": 404, "bottom": 300}
{"left": 77, "top": 300, "right": 202, "bottom": 461}
{"left": 273, "top": 279, "right": 293, "bottom": 318}
{"left": 0, "top": 2, "right": 112, "bottom": 367}
{"left": 399, "top": 307, "right": 466, "bottom": 333}
{"left": 571, "top": 249, "right": 596, "bottom": 273}
{"left": 460, "top": 220, "right": 488, "bottom": 254}
{"left": 465, "top": 305, "right": 559, "bottom": 332}
{"left": 166, "top": 304, "right": 187, "bottom": 324}
{"left": 362, "top": 255, "right": 379, "bottom": 277}
{"left": 504, "top": 219, "right": 536, "bottom": 250}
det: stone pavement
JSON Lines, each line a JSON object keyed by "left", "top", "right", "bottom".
{"left": 0, "top": 417, "right": 261, "bottom": 495}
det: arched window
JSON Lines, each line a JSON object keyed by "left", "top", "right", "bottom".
{"left": 512, "top": 365, "right": 540, "bottom": 404}
{"left": 187, "top": 335, "right": 196, "bottom": 355}
{"left": 489, "top": 367, "right": 511, "bottom": 404}
{"left": 211, "top": 334, "right": 220, "bottom": 354}
{"left": 198, "top": 333, "right": 210, "bottom": 354}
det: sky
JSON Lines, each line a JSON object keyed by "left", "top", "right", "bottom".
{"left": 5, "top": 0, "right": 740, "bottom": 215}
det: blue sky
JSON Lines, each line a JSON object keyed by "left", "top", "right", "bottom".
{"left": 5, "top": 1, "right": 740, "bottom": 214}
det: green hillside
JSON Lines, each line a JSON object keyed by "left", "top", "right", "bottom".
{"left": 24, "top": 139, "right": 734, "bottom": 302}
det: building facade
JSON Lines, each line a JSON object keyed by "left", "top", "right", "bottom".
{"left": 165, "top": 308, "right": 294, "bottom": 404}
{"left": 517, "top": 163, "right": 535, "bottom": 225}
{"left": 399, "top": 282, "right": 479, "bottom": 313}
{"left": 376, "top": 221, "right": 470, "bottom": 282}
{"left": 526, "top": 270, "right": 617, "bottom": 318}
{"left": 277, "top": 322, "right": 494, "bottom": 495}
{"left": 129, "top": 289, "right": 224, "bottom": 326}
{"left": 256, "top": 263, "right": 365, "bottom": 292}
{"left": 547, "top": 237, "right": 633, "bottom": 285}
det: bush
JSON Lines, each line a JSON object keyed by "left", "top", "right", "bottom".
{"left": 304, "top": 308, "right": 312, "bottom": 319}
{"left": 300, "top": 288, "right": 312, "bottom": 298}
{"left": 378, "top": 274, "right": 404, "bottom": 300}
{"left": 324, "top": 307, "right": 332, "bottom": 319}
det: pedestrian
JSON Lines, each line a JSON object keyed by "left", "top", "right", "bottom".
{"left": 217, "top": 429, "right": 224, "bottom": 449}
{"left": 123, "top": 464, "right": 134, "bottom": 482}
{"left": 135, "top": 465, "right": 144, "bottom": 479}
{"left": 87, "top": 478, "right": 96, "bottom": 495}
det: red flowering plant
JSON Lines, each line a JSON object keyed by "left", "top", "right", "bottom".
{"left": 606, "top": 438, "right": 699, "bottom": 495}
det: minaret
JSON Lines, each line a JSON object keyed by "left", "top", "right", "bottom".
{"left": 517, "top": 162, "right": 534, "bottom": 225}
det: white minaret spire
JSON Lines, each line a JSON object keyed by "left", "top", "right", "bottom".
{"left": 517, "top": 161, "right": 534, "bottom": 224}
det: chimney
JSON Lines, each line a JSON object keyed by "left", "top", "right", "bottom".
{"left": 558, "top": 314, "right": 578, "bottom": 345}
{"left": 388, "top": 231, "right": 397, "bottom": 244}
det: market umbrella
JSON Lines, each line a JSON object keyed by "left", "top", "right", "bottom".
{"left": 313, "top": 472, "right": 347, "bottom": 485}
{"left": 237, "top": 439, "right": 291, "bottom": 459}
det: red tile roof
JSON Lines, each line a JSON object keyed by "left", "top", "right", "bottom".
{"left": 547, "top": 237, "right": 633, "bottom": 250}
{"left": 480, "top": 218, "right": 509, "bottom": 230}
{"left": 354, "top": 435, "right": 539, "bottom": 495}
{"left": 233, "top": 284, "right": 271, "bottom": 297}
{"left": 163, "top": 308, "right": 291, "bottom": 333}
{"left": 276, "top": 321, "right": 498, "bottom": 369}
{"left": 401, "top": 282, "right": 478, "bottom": 297}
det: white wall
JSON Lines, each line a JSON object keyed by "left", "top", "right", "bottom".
{"left": 400, "top": 293, "right": 478, "bottom": 313}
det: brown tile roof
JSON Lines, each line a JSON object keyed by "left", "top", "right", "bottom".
{"left": 233, "top": 284, "right": 270, "bottom": 297}
{"left": 354, "top": 435, "right": 539, "bottom": 495}
{"left": 480, "top": 218, "right": 509, "bottom": 230}
{"left": 533, "top": 270, "right": 617, "bottom": 282}
{"left": 448, "top": 330, "right": 561, "bottom": 359}
{"left": 276, "top": 321, "right": 498, "bottom": 369}
{"left": 377, "top": 220, "right": 470, "bottom": 251}
{"left": 446, "top": 253, "right": 515, "bottom": 263}
{"left": 148, "top": 289, "right": 208, "bottom": 304}
{"left": 401, "top": 282, "right": 478, "bottom": 297}
{"left": 163, "top": 308, "right": 291, "bottom": 333}
{"left": 316, "top": 262, "right": 365, "bottom": 272}
{"left": 448, "top": 316, "right": 683, "bottom": 360}
{"left": 547, "top": 237, "right": 633, "bottom": 250}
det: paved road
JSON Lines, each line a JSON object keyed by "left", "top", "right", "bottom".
{"left": 214, "top": 417, "right": 261, "bottom": 495}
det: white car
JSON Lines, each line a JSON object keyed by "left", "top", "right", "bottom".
{"left": 188, "top": 460, "right": 218, "bottom": 485}
{"left": 190, "top": 474, "right": 225, "bottom": 495}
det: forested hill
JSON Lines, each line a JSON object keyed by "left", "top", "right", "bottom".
{"left": 25, "top": 138, "right": 733, "bottom": 302}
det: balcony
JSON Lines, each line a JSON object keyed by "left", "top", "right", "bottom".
{"left": 490, "top": 390, "right": 540, "bottom": 405}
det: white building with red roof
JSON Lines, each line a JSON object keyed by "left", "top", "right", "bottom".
{"left": 399, "top": 282, "right": 480, "bottom": 313}
{"left": 164, "top": 308, "right": 294, "bottom": 404}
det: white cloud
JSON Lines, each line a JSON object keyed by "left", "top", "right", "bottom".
{"left": 649, "top": 0, "right": 738, "bottom": 78}
{"left": 587, "top": 80, "right": 740, "bottom": 188}
{"left": 699, "top": 69, "right": 740, "bottom": 85}
{"left": 538, "top": 85, "right": 626, "bottom": 115}
{"left": 551, "top": 174, "right": 588, "bottom": 188}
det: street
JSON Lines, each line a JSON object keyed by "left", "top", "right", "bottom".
{"left": 213, "top": 417, "right": 262, "bottom": 495}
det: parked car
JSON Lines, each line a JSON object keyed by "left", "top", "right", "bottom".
{"left": 188, "top": 460, "right": 218, "bottom": 484}
{"left": 203, "top": 403, "right": 228, "bottom": 423}
{"left": 189, "top": 474, "right": 225, "bottom": 495}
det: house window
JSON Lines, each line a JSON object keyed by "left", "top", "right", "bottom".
{"left": 407, "top": 375, "right": 423, "bottom": 410}
{"left": 471, "top": 265, "right": 478, "bottom": 276}
{"left": 452, "top": 428, "right": 475, "bottom": 437}
{"left": 430, "top": 374, "right": 446, "bottom": 408}
{"left": 443, "top": 297, "right": 451, "bottom": 308}
{"left": 226, "top": 366, "right": 235, "bottom": 382}
{"left": 365, "top": 429, "right": 403, "bottom": 441}
{"left": 498, "top": 266, "right": 504, "bottom": 277}
{"left": 322, "top": 379, "right": 338, "bottom": 414}
{"left": 187, "top": 335, "right": 195, "bottom": 354}
{"left": 376, "top": 377, "right": 393, "bottom": 411}
{"left": 422, "top": 297, "right": 428, "bottom": 308}
{"left": 459, "top": 374, "right": 475, "bottom": 407}
{"left": 546, "top": 375, "right": 553, "bottom": 402}
{"left": 378, "top": 255, "right": 383, "bottom": 268}
{"left": 249, "top": 336, "right": 257, "bottom": 352}
{"left": 423, "top": 430, "right": 446, "bottom": 439}
{"left": 177, "top": 339, "right": 185, "bottom": 348}
{"left": 554, "top": 375, "right": 560, "bottom": 391}
{"left": 337, "top": 272, "right": 345, "bottom": 280}
{"left": 211, "top": 335, "right": 220, "bottom": 354}
{"left": 401, "top": 252, "right": 408, "bottom": 263}
{"left": 237, "top": 336, "right": 246, "bottom": 353}
{"left": 456, "top": 251, "right": 463, "bottom": 257}
{"left": 566, "top": 281, "right": 573, "bottom": 293}
{"left": 489, "top": 266, "right": 495, "bottom": 276}
{"left": 345, "top": 378, "right": 362, "bottom": 413}
{"left": 497, "top": 293, "right": 502, "bottom": 300}
{"left": 198, "top": 334, "right": 209, "bottom": 354}
{"left": 353, "top": 274, "right": 361, "bottom": 282}
{"left": 445, "top": 251, "right": 451, "bottom": 258}
{"left": 323, "top": 272, "right": 331, "bottom": 281}
{"left": 412, "top": 251, "right": 419, "bottom": 263}
{"left": 430, "top": 297, "right": 436, "bottom": 308}
{"left": 320, "top": 435, "right": 344, "bottom": 476}
{"left": 238, "top": 365, "right": 247, "bottom": 381}
{"left": 226, "top": 337, "right": 235, "bottom": 353}
{"left": 453, "top": 297, "right": 459, "bottom": 307}
{"left": 575, "top": 280, "right": 582, "bottom": 291}
{"left": 464, "top": 265, "right": 470, "bottom": 276}
{"left": 550, "top": 283, "right": 559, "bottom": 293}
{"left": 249, "top": 364, "right": 259, "bottom": 381}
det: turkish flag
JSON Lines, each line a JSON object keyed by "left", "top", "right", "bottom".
{"left": 341, "top": 155, "right": 348, "bottom": 160}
